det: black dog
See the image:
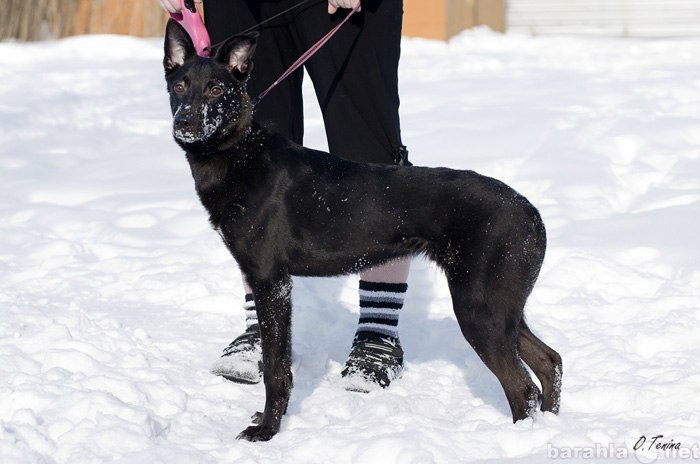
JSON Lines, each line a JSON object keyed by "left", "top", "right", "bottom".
{"left": 163, "top": 19, "right": 562, "bottom": 441}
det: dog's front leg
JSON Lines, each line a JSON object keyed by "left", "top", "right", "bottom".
{"left": 236, "top": 276, "right": 293, "bottom": 442}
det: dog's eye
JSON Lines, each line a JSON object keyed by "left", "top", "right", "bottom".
{"left": 173, "top": 82, "right": 186, "bottom": 94}
{"left": 210, "top": 86, "right": 224, "bottom": 97}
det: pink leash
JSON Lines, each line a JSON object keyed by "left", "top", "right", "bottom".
{"left": 252, "top": 3, "right": 362, "bottom": 106}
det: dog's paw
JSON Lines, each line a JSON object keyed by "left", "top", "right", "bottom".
{"left": 236, "top": 424, "right": 277, "bottom": 442}
{"left": 250, "top": 411, "right": 263, "bottom": 424}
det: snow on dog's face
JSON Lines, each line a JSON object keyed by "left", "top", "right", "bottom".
{"left": 164, "top": 20, "right": 257, "bottom": 153}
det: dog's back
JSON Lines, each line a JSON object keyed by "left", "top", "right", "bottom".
{"left": 251, "top": 138, "right": 546, "bottom": 283}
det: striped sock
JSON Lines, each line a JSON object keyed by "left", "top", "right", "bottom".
{"left": 244, "top": 293, "right": 257, "bottom": 328}
{"left": 356, "top": 280, "right": 407, "bottom": 340}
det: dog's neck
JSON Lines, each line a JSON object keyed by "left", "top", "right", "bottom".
{"left": 185, "top": 121, "right": 268, "bottom": 222}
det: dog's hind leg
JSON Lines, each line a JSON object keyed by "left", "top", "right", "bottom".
{"left": 446, "top": 270, "right": 541, "bottom": 422}
{"left": 236, "top": 275, "right": 293, "bottom": 442}
{"left": 518, "top": 321, "right": 562, "bottom": 414}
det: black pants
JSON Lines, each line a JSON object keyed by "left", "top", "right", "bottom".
{"left": 204, "top": 0, "right": 406, "bottom": 165}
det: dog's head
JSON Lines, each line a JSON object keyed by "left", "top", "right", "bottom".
{"left": 164, "top": 19, "right": 257, "bottom": 152}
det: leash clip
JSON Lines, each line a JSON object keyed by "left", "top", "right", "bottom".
{"left": 169, "top": 0, "right": 211, "bottom": 57}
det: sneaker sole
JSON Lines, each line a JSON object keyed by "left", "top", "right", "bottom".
{"left": 341, "top": 365, "right": 404, "bottom": 393}
{"left": 221, "top": 373, "right": 261, "bottom": 384}
{"left": 210, "top": 360, "right": 262, "bottom": 384}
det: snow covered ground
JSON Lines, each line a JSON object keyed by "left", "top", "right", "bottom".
{"left": 1, "top": 28, "right": 699, "bottom": 463}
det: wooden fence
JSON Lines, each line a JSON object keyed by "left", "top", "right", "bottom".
{"left": 0, "top": 0, "right": 167, "bottom": 41}
{"left": 0, "top": 0, "right": 503, "bottom": 41}
{"left": 404, "top": 0, "right": 504, "bottom": 40}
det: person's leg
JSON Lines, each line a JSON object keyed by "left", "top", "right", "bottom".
{"left": 341, "top": 257, "right": 411, "bottom": 390}
{"left": 356, "top": 257, "right": 411, "bottom": 339}
{"left": 360, "top": 257, "right": 411, "bottom": 284}
{"left": 293, "top": 0, "right": 407, "bottom": 164}
{"left": 204, "top": 0, "right": 305, "bottom": 143}
{"left": 207, "top": 0, "right": 411, "bottom": 388}
{"left": 209, "top": 271, "right": 263, "bottom": 382}
{"left": 206, "top": 0, "right": 304, "bottom": 383}
{"left": 293, "top": 0, "right": 411, "bottom": 388}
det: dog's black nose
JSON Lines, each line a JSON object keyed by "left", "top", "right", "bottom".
{"left": 174, "top": 116, "right": 193, "bottom": 132}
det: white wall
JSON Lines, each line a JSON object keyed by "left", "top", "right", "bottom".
{"left": 507, "top": 0, "right": 700, "bottom": 37}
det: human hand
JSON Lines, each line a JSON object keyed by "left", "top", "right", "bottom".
{"left": 328, "top": 0, "right": 361, "bottom": 15}
{"left": 158, "top": 0, "right": 202, "bottom": 14}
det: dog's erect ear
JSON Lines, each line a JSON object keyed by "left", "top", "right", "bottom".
{"left": 214, "top": 33, "right": 258, "bottom": 80}
{"left": 164, "top": 19, "right": 196, "bottom": 74}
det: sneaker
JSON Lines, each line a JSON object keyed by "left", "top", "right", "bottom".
{"left": 210, "top": 324, "right": 263, "bottom": 384}
{"left": 340, "top": 332, "right": 404, "bottom": 392}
